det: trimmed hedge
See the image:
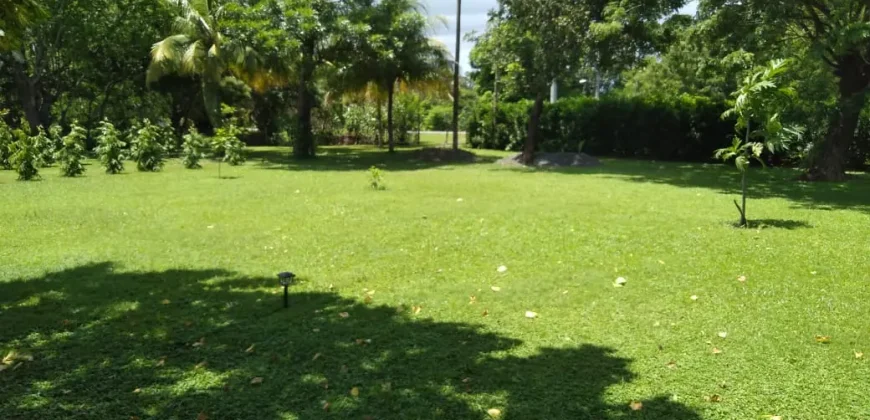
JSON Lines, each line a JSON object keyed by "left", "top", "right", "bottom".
{"left": 467, "top": 95, "right": 735, "bottom": 162}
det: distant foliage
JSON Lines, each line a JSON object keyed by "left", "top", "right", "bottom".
{"left": 9, "top": 121, "right": 40, "bottom": 180}
{"left": 130, "top": 119, "right": 166, "bottom": 172}
{"left": 467, "top": 95, "right": 734, "bottom": 161}
{"left": 33, "top": 126, "right": 56, "bottom": 167}
{"left": 57, "top": 122, "right": 88, "bottom": 177}
{"left": 0, "top": 111, "right": 14, "bottom": 169}
{"left": 425, "top": 105, "right": 453, "bottom": 131}
{"left": 213, "top": 123, "right": 246, "bottom": 166}
{"left": 369, "top": 166, "right": 385, "bottom": 190}
{"left": 95, "top": 119, "right": 126, "bottom": 174}
{"left": 181, "top": 126, "right": 208, "bottom": 169}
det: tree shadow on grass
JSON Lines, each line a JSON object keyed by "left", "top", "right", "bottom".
{"left": 493, "top": 160, "right": 870, "bottom": 214}
{"left": 249, "top": 146, "right": 498, "bottom": 172}
{"left": 737, "top": 219, "right": 813, "bottom": 230}
{"left": 0, "top": 263, "right": 699, "bottom": 419}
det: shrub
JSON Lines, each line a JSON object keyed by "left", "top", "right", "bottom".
{"left": 130, "top": 119, "right": 166, "bottom": 172}
{"left": 425, "top": 105, "right": 454, "bottom": 131}
{"left": 213, "top": 123, "right": 246, "bottom": 166}
{"left": 95, "top": 119, "right": 126, "bottom": 174}
{"left": 9, "top": 124, "right": 40, "bottom": 181}
{"left": 33, "top": 126, "right": 56, "bottom": 167}
{"left": 0, "top": 112, "right": 14, "bottom": 169}
{"left": 467, "top": 95, "right": 735, "bottom": 161}
{"left": 369, "top": 166, "right": 385, "bottom": 190}
{"left": 56, "top": 122, "right": 88, "bottom": 177}
{"left": 181, "top": 126, "right": 208, "bottom": 169}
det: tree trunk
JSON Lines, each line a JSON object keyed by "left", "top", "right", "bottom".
{"left": 375, "top": 97, "right": 383, "bottom": 147}
{"left": 805, "top": 53, "right": 870, "bottom": 181}
{"left": 522, "top": 92, "right": 545, "bottom": 164}
{"left": 387, "top": 81, "right": 395, "bottom": 153}
{"left": 12, "top": 61, "right": 43, "bottom": 133}
{"left": 740, "top": 168, "right": 747, "bottom": 226}
{"left": 294, "top": 52, "right": 316, "bottom": 159}
{"left": 202, "top": 78, "right": 222, "bottom": 131}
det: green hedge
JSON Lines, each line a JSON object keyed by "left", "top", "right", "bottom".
{"left": 467, "top": 95, "right": 735, "bottom": 161}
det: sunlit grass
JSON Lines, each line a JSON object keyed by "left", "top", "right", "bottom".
{"left": 1, "top": 146, "right": 869, "bottom": 419}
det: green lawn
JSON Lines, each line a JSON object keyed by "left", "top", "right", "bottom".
{"left": 2, "top": 145, "right": 870, "bottom": 419}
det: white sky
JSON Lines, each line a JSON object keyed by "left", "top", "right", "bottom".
{"left": 427, "top": 0, "right": 699, "bottom": 74}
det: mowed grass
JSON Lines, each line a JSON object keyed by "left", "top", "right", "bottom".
{"left": 2, "top": 141, "right": 870, "bottom": 419}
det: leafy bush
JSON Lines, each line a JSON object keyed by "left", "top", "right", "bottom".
{"left": 0, "top": 111, "right": 14, "bottom": 169}
{"left": 181, "top": 126, "right": 208, "bottom": 169}
{"left": 95, "top": 119, "right": 126, "bottom": 174}
{"left": 369, "top": 166, "right": 385, "bottom": 190}
{"left": 213, "top": 123, "right": 246, "bottom": 166}
{"left": 9, "top": 125, "right": 40, "bottom": 181}
{"left": 425, "top": 105, "right": 454, "bottom": 131}
{"left": 33, "top": 126, "right": 56, "bottom": 167}
{"left": 130, "top": 119, "right": 166, "bottom": 172}
{"left": 56, "top": 122, "right": 87, "bottom": 177}
{"left": 467, "top": 95, "right": 735, "bottom": 161}
{"left": 344, "top": 104, "right": 377, "bottom": 142}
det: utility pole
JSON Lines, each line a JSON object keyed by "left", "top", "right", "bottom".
{"left": 452, "top": 0, "right": 462, "bottom": 151}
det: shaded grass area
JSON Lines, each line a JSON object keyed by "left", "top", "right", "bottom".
{"left": 2, "top": 146, "right": 870, "bottom": 419}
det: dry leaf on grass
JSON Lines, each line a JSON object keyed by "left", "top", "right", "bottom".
{"left": 339, "top": 312, "right": 350, "bottom": 318}
{"left": 321, "top": 401, "right": 330, "bottom": 412}
{"left": 815, "top": 335, "right": 831, "bottom": 344}
{"left": 666, "top": 361, "right": 677, "bottom": 369}
{"left": 718, "top": 332, "right": 728, "bottom": 339}
{"left": 705, "top": 394, "right": 722, "bottom": 403}
{"left": 132, "top": 388, "right": 141, "bottom": 394}
{"left": 250, "top": 377, "right": 263, "bottom": 385}
{"left": 712, "top": 348, "right": 722, "bottom": 355}
{"left": 469, "top": 296, "right": 477, "bottom": 304}
{"left": 192, "top": 337, "right": 206, "bottom": 347}
{"left": 156, "top": 357, "right": 166, "bottom": 367}
{"left": 350, "top": 387, "right": 360, "bottom": 397}
{"left": 482, "top": 309, "right": 489, "bottom": 317}
{"left": 690, "top": 295, "right": 699, "bottom": 301}
{"left": 412, "top": 306, "right": 422, "bottom": 315}
{"left": 195, "top": 361, "right": 208, "bottom": 369}
{"left": 161, "top": 299, "right": 171, "bottom": 305}
{"left": 497, "top": 265, "right": 507, "bottom": 273}
{"left": 613, "top": 277, "right": 627, "bottom": 287}
{"left": 525, "top": 311, "right": 538, "bottom": 319}
{"left": 629, "top": 401, "right": 643, "bottom": 411}
{"left": 486, "top": 408, "right": 502, "bottom": 418}
{"left": 856, "top": 351, "right": 864, "bottom": 359}
{"left": 491, "top": 286, "right": 502, "bottom": 292}
{"left": 312, "top": 353, "right": 321, "bottom": 361}
{"left": 245, "top": 344, "right": 256, "bottom": 354}
{"left": 737, "top": 275, "right": 747, "bottom": 282}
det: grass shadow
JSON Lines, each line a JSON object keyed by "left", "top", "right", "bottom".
{"left": 492, "top": 159, "right": 870, "bottom": 214}
{"left": 737, "top": 219, "right": 813, "bottom": 230}
{"left": 0, "top": 263, "right": 700, "bottom": 419}
{"left": 249, "top": 146, "right": 498, "bottom": 173}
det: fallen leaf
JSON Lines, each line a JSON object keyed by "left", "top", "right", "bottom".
{"left": 322, "top": 401, "right": 331, "bottom": 412}
{"left": 770, "top": 416, "right": 782, "bottom": 420}
{"left": 457, "top": 198, "right": 464, "bottom": 202}
{"left": 718, "top": 332, "right": 728, "bottom": 339}
{"left": 195, "top": 361, "right": 208, "bottom": 369}
{"left": 614, "top": 277, "right": 627, "bottom": 287}
{"left": 737, "top": 275, "right": 747, "bottom": 282}
{"left": 245, "top": 344, "right": 256, "bottom": 354}
{"left": 562, "top": 290, "right": 568, "bottom": 294}
{"left": 816, "top": 335, "right": 831, "bottom": 344}
{"left": 161, "top": 299, "right": 171, "bottom": 305}
{"left": 192, "top": 337, "right": 206, "bottom": 347}
{"left": 690, "top": 295, "right": 699, "bottom": 301}
{"left": 412, "top": 306, "right": 422, "bottom": 315}
{"left": 629, "top": 401, "right": 643, "bottom": 411}
{"left": 328, "top": 284, "right": 334, "bottom": 290}
{"left": 207, "top": 225, "right": 214, "bottom": 229}
{"left": 705, "top": 394, "right": 722, "bottom": 403}
{"left": 469, "top": 296, "right": 477, "bottom": 304}
{"left": 666, "top": 361, "right": 677, "bottom": 369}
{"left": 658, "top": 260, "right": 666, "bottom": 265}
{"left": 156, "top": 357, "right": 166, "bottom": 367}
{"left": 339, "top": 312, "right": 350, "bottom": 318}
{"left": 365, "top": 290, "right": 376, "bottom": 296}
{"left": 312, "top": 328, "right": 320, "bottom": 333}
{"left": 350, "top": 387, "right": 360, "bottom": 397}
{"left": 497, "top": 265, "right": 507, "bottom": 273}
{"left": 482, "top": 309, "right": 489, "bottom": 317}
{"left": 312, "top": 353, "right": 321, "bottom": 361}
{"left": 250, "top": 377, "right": 263, "bottom": 385}
{"left": 462, "top": 377, "right": 471, "bottom": 383}
{"left": 712, "top": 348, "right": 722, "bottom": 355}
{"left": 525, "top": 311, "right": 538, "bottom": 319}
{"left": 487, "top": 408, "right": 502, "bottom": 418}
{"left": 490, "top": 286, "right": 502, "bottom": 292}
{"left": 132, "top": 388, "right": 141, "bottom": 394}
{"left": 197, "top": 412, "right": 208, "bottom": 420}
{"left": 856, "top": 351, "right": 864, "bottom": 359}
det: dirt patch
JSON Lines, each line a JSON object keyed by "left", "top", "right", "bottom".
{"left": 497, "top": 152, "right": 602, "bottom": 168}
{"left": 415, "top": 148, "right": 479, "bottom": 163}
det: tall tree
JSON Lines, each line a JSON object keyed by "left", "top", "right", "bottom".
{"left": 0, "top": 0, "right": 47, "bottom": 51}
{"left": 700, "top": 0, "right": 870, "bottom": 181}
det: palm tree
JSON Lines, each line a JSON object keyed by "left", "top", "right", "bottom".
{"left": 147, "top": 0, "right": 255, "bottom": 129}
{"left": 361, "top": 0, "right": 451, "bottom": 152}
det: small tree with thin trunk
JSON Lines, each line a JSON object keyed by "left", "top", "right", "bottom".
{"left": 716, "top": 59, "right": 804, "bottom": 226}
{"left": 56, "top": 121, "right": 87, "bottom": 177}
{"left": 95, "top": 119, "right": 126, "bottom": 174}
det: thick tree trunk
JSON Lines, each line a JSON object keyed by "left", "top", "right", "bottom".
{"left": 387, "top": 81, "right": 395, "bottom": 153}
{"left": 805, "top": 53, "right": 870, "bottom": 181}
{"left": 12, "top": 61, "right": 43, "bottom": 133}
{"left": 202, "top": 78, "right": 222, "bottom": 131}
{"left": 375, "top": 97, "right": 383, "bottom": 147}
{"left": 522, "top": 92, "right": 546, "bottom": 164}
{"left": 294, "top": 52, "right": 317, "bottom": 159}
